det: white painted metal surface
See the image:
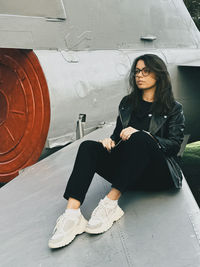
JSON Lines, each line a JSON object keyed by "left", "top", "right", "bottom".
{"left": 178, "top": 60, "right": 200, "bottom": 67}
{"left": 0, "top": 0, "right": 199, "bottom": 50}
{"left": 0, "top": 0, "right": 66, "bottom": 19}
{"left": 35, "top": 50, "right": 130, "bottom": 147}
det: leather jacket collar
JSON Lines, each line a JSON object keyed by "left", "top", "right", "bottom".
{"left": 119, "top": 100, "right": 168, "bottom": 135}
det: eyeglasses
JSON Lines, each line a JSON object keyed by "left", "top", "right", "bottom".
{"left": 133, "top": 67, "right": 151, "bottom": 77}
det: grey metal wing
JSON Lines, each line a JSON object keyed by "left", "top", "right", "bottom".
{"left": 0, "top": 124, "right": 200, "bottom": 267}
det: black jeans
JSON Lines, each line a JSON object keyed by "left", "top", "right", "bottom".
{"left": 63, "top": 131, "right": 174, "bottom": 204}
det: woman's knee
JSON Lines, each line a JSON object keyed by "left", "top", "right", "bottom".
{"left": 79, "top": 140, "right": 99, "bottom": 151}
{"left": 129, "top": 131, "right": 149, "bottom": 143}
{"left": 78, "top": 140, "right": 104, "bottom": 157}
{"left": 126, "top": 131, "right": 156, "bottom": 148}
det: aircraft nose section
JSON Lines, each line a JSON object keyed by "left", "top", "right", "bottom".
{"left": 0, "top": 48, "right": 50, "bottom": 183}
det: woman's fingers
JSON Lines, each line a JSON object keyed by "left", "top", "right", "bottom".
{"left": 106, "top": 139, "right": 112, "bottom": 151}
{"left": 120, "top": 127, "right": 138, "bottom": 140}
{"left": 120, "top": 129, "right": 130, "bottom": 140}
{"left": 111, "top": 140, "right": 115, "bottom": 148}
{"left": 101, "top": 138, "right": 115, "bottom": 151}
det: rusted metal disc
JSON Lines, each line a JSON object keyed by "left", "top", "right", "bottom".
{"left": 0, "top": 49, "right": 50, "bottom": 182}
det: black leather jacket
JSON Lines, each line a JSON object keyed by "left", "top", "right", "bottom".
{"left": 110, "top": 96, "right": 185, "bottom": 188}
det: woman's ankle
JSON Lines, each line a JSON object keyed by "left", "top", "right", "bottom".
{"left": 66, "top": 197, "right": 81, "bottom": 209}
{"left": 107, "top": 188, "right": 121, "bottom": 200}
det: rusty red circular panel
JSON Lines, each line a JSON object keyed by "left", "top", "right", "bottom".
{"left": 0, "top": 49, "right": 50, "bottom": 182}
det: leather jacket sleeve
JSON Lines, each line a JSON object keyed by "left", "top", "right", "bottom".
{"left": 110, "top": 115, "right": 122, "bottom": 144}
{"left": 152, "top": 102, "right": 185, "bottom": 156}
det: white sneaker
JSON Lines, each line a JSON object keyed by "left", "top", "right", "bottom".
{"left": 85, "top": 199, "right": 124, "bottom": 234}
{"left": 48, "top": 210, "right": 88, "bottom": 248}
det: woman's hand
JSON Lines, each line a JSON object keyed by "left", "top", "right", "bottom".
{"left": 120, "top": 127, "right": 138, "bottom": 141}
{"left": 99, "top": 138, "right": 115, "bottom": 152}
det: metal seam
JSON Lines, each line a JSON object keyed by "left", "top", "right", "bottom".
{"left": 188, "top": 211, "right": 200, "bottom": 247}
{"left": 117, "top": 223, "right": 134, "bottom": 267}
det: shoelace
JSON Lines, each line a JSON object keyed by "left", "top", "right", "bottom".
{"left": 53, "top": 212, "right": 81, "bottom": 235}
{"left": 52, "top": 214, "right": 66, "bottom": 234}
{"left": 91, "top": 200, "right": 110, "bottom": 221}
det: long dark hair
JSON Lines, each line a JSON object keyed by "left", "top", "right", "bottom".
{"left": 128, "top": 54, "right": 175, "bottom": 115}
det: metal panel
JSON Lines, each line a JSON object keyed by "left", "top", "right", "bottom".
{"left": 0, "top": 30, "right": 33, "bottom": 48}
{"left": 34, "top": 50, "right": 130, "bottom": 148}
{"left": 63, "top": 0, "right": 200, "bottom": 50}
{"left": 0, "top": 0, "right": 199, "bottom": 50}
{"left": 178, "top": 60, "right": 200, "bottom": 67}
{"left": 0, "top": 125, "right": 200, "bottom": 267}
{"left": 0, "top": 0, "right": 66, "bottom": 19}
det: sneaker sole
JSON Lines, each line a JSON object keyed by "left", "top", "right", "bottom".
{"left": 48, "top": 217, "right": 87, "bottom": 249}
{"left": 85, "top": 206, "right": 124, "bottom": 234}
